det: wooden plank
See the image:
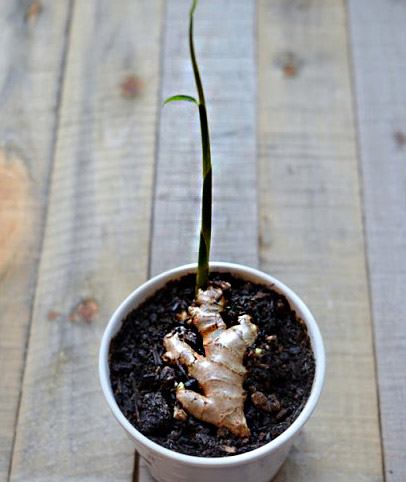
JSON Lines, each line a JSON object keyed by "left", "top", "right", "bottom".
{"left": 150, "top": 0, "right": 258, "bottom": 276}
{"left": 0, "top": 1, "right": 73, "bottom": 479}
{"left": 347, "top": 1, "right": 406, "bottom": 480}
{"left": 139, "top": 458, "right": 155, "bottom": 482}
{"left": 143, "top": 0, "right": 257, "bottom": 479}
{"left": 9, "top": 1, "right": 164, "bottom": 480}
{"left": 258, "top": 1, "right": 383, "bottom": 480}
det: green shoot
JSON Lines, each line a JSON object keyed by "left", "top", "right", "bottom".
{"left": 164, "top": 95, "right": 198, "bottom": 105}
{"left": 164, "top": 0, "right": 212, "bottom": 292}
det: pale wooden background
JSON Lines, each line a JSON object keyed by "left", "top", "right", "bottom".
{"left": 0, "top": 0, "right": 404, "bottom": 481}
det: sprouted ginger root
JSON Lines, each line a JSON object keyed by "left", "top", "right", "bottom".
{"left": 163, "top": 282, "right": 258, "bottom": 437}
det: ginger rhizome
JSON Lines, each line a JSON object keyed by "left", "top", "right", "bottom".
{"left": 163, "top": 282, "right": 258, "bottom": 437}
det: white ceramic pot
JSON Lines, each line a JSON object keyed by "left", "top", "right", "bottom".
{"left": 99, "top": 262, "right": 325, "bottom": 482}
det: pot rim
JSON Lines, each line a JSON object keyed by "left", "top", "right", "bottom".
{"left": 99, "top": 261, "right": 325, "bottom": 468}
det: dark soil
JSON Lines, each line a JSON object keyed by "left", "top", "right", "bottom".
{"left": 109, "top": 273, "right": 315, "bottom": 457}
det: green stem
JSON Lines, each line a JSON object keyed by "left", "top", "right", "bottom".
{"left": 190, "top": 1, "right": 212, "bottom": 291}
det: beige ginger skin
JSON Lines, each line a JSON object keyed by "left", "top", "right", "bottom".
{"left": 163, "top": 282, "right": 258, "bottom": 437}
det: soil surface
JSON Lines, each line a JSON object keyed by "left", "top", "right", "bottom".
{"left": 109, "top": 273, "right": 315, "bottom": 457}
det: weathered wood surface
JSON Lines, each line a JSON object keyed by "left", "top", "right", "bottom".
{"left": 0, "top": 0, "right": 405, "bottom": 480}
{"left": 138, "top": 458, "right": 155, "bottom": 482}
{"left": 0, "top": 1, "right": 73, "bottom": 479}
{"left": 150, "top": 0, "right": 258, "bottom": 276}
{"left": 9, "top": 1, "right": 163, "bottom": 480}
{"left": 348, "top": 1, "right": 406, "bottom": 480}
{"left": 144, "top": 0, "right": 257, "bottom": 479}
{"left": 258, "top": 0, "right": 383, "bottom": 480}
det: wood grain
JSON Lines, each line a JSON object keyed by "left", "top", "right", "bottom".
{"left": 258, "top": 0, "right": 383, "bottom": 480}
{"left": 150, "top": 0, "right": 258, "bottom": 276}
{"left": 144, "top": 0, "right": 258, "bottom": 479}
{"left": 348, "top": 1, "right": 406, "bottom": 480}
{"left": 9, "top": 1, "right": 163, "bottom": 480}
{"left": 0, "top": 1, "right": 72, "bottom": 479}
{"left": 139, "top": 458, "right": 155, "bottom": 482}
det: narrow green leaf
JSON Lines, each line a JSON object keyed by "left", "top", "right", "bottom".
{"left": 163, "top": 95, "right": 198, "bottom": 105}
{"left": 190, "top": 0, "right": 198, "bottom": 17}
{"left": 165, "top": 0, "right": 211, "bottom": 292}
